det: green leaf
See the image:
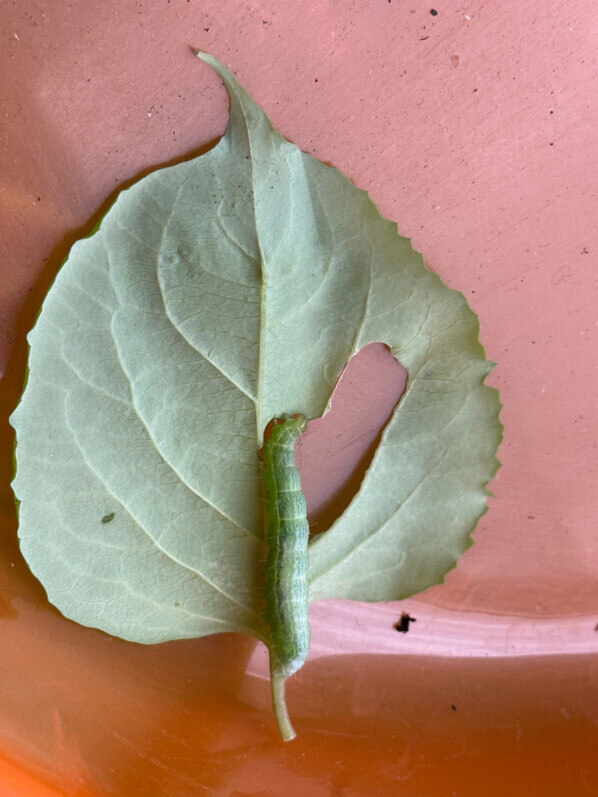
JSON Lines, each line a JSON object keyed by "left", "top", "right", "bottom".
{"left": 11, "top": 53, "right": 501, "bottom": 651}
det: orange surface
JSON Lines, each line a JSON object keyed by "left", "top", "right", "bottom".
{"left": 1, "top": 1, "right": 597, "bottom": 795}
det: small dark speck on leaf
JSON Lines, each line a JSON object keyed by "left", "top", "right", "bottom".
{"left": 451, "top": 704, "right": 457, "bottom": 711}
{"left": 594, "top": 622, "right": 598, "bottom": 632}
{"left": 101, "top": 513, "right": 115, "bottom": 524}
{"left": 420, "top": 36, "right": 429, "bottom": 40}
{"left": 175, "top": 601, "right": 181, "bottom": 607}
{"left": 430, "top": 8, "right": 438, "bottom": 15}
{"left": 394, "top": 612, "right": 417, "bottom": 633}
{"left": 204, "top": 27, "right": 209, "bottom": 32}
{"left": 528, "top": 515, "right": 535, "bottom": 519}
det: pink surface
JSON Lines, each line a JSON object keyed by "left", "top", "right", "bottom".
{"left": 2, "top": 0, "right": 596, "bottom": 617}
{"left": 0, "top": 0, "right": 597, "bottom": 794}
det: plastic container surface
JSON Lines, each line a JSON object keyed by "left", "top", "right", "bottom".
{"left": 0, "top": 1, "right": 596, "bottom": 794}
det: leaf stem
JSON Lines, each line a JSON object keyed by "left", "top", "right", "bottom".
{"left": 270, "top": 671, "right": 296, "bottom": 742}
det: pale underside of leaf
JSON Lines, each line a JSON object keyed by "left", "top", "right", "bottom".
{"left": 10, "top": 53, "right": 501, "bottom": 645}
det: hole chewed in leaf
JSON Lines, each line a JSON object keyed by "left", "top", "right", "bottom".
{"left": 297, "top": 343, "right": 407, "bottom": 536}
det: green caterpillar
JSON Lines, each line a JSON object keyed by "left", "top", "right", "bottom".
{"left": 262, "top": 414, "right": 310, "bottom": 741}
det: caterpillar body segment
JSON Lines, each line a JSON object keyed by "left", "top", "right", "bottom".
{"left": 261, "top": 414, "right": 310, "bottom": 740}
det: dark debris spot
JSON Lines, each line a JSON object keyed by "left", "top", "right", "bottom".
{"left": 101, "top": 512, "right": 115, "bottom": 524}
{"left": 394, "top": 612, "right": 417, "bottom": 633}
{"left": 430, "top": 8, "right": 438, "bottom": 15}
{"left": 451, "top": 704, "right": 457, "bottom": 711}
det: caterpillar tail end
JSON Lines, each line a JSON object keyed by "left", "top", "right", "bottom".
{"left": 270, "top": 670, "right": 297, "bottom": 742}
